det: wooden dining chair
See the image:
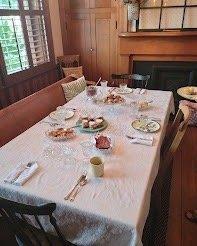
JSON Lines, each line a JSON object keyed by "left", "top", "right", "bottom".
{"left": 0, "top": 197, "right": 74, "bottom": 246}
{"left": 57, "top": 55, "right": 80, "bottom": 80}
{"left": 57, "top": 55, "right": 80, "bottom": 68}
{"left": 151, "top": 105, "right": 190, "bottom": 246}
{"left": 111, "top": 73, "right": 150, "bottom": 88}
{"left": 57, "top": 55, "right": 95, "bottom": 85}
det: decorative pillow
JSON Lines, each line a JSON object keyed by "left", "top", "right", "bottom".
{"left": 61, "top": 76, "right": 86, "bottom": 101}
{"left": 62, "top": 66, "right": 83, "bottom": 79}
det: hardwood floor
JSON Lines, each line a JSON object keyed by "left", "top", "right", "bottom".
{"left": 0, "top": 127, "right": 196, "bottom": 245}
{"left": 167, "top": 126, "right": 197, "bottom": 246}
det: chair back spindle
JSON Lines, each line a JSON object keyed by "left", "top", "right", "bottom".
{"left": 0, "top": 198, "right": 74, "bottom": 245}
{"left": 151, "top": 105, "right": 190, "bottom": 245}
{"left": 111, "top": 73, "right": 150, "bottom": 88}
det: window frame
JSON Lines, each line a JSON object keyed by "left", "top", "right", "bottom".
{"left": 137, "top": 0, "right": 197, "bottom": 32}
{"left": 0, "top": 0, "right": 55, "bottom": 86}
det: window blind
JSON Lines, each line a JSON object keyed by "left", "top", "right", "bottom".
{"left": 0, "top": 0, "right": 50, "bottom": 75}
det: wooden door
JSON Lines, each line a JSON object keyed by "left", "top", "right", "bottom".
{"left": 69, "top": 0, "right": 89, "bottom": 9}
{"left": 91, "top": 9, "right": 117, "bottom": 82}
{"left": 89, "top": 0, "right": 111, "bottom": 8}
{"left": 67, "top": 13, "right": 93, "bottom": 80}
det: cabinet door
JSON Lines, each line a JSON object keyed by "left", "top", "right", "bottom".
{"left": 67, "top": 13, "right": 93, "bottom": 80}
{"left": 69, "top": 0, "right": 89, "bottom": 9}
{"left": 91, "top": 10, "right": 117, "bottom": 82}
{"left": 89, "top": 0, "right": 111, "bottom": 8}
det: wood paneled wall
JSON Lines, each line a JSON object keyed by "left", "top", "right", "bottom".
{"left": 59, "top": 0, "right": 118, "bottom": 82}
{"left": 59, "top": 0, "right": 197, "bottom": 82}
{"left": 0, "top": 64, "right": 58, "bottom": 109}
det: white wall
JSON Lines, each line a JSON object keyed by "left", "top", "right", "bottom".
{"left": 48, "top": 0, "right": 63, "bottom": 58}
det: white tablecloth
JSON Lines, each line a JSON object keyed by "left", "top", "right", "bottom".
{"left": 0, "top": 88, "right": 174, "bottom": 246}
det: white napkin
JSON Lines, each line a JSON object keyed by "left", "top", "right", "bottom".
{"left": 134, "top": 88, "right": 146, "bottom": 95}
{"left": 126, "top": 133, "right": 154, "bottom": 146}
{"left": 4, "top": 162, "right": 39, "bottom": 186}
{"left": 134, "top": 88, "right": 141, "bottom": 94}
{"left": 140, "top": 89, "right": 146, "bottom": 95}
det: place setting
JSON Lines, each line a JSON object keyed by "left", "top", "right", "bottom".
{"left": 4, "top": 161, "right": 39, "bottom": 187}
{"left": 64, "top": 155, "right": 105, "bottom": 202}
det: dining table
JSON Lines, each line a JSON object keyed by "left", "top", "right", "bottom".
{"left": 0, "top": 87, "right": 175, "bottom": 246}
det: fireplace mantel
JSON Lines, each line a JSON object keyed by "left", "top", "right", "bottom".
{"left": 119, "top": 31, "right": 197, "bottom": 38}
{"left": 118, "top": 31, "right": 197, "bottom": 74}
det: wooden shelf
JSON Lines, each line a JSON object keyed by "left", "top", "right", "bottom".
{"left": 119, "top": 31, "right": 197, "bottom": 37}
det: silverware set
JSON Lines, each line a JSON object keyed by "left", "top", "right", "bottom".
{"left": 64, "top": 172, "right": 88, "bottom": 202}
{"left": 138, "top": 115, "right": 161, "bottom": 122}
{"left": 41, "top": 121, "right": 60, "bottom": 127}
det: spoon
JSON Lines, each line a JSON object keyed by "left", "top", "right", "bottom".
{"left": 12, "top": 162, "right": 36, "bottom": 183}
{"left": 41, "top": 121, "right": 60, "bottom": 127}
{"left": 64, "top": 171, "right": 87, "bottom": 200}
{"left": 70, "top": 176, "right": 88, "bottom": 202}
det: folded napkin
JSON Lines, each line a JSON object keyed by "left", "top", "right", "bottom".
{"left": 4, "top": 162, "right": 38, "bottom": 186}
{"left": 134, "top": 88, "right": 146, "bottom": 95}
{"left": 140, "top": 89, "right": 146, "bottom": 95}
{"left": 126, "top": 133, "right": 154, "bottom": 146}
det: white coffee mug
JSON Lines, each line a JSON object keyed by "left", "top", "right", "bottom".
{"left": 90, "top": 157, "right": 104, "bottom": 177}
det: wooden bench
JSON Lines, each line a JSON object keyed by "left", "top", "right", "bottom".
{"left": 0, "top": 76, "right": 74, "bottom": 147}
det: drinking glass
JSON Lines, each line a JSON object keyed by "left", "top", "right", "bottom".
{"left": 43, "top": 141, "right": 63, "bottom": 161}
{"left": 62, "top": 146, "right": 76, "bottom": 165}
{"left": 100, "top": 80, "right": 108, "bottom": 96}
{"left": 119, "top": 82, "right": 127, "bottom": 90}
{"left": 100, "top": 80, "right": 108, "bottom": 87}
{"left": 80, "top": 141, "right": 94, "bottom": 158}
{"left": 86, "top": 86, "right": 97, "bottom": 101}
{"left": 130, "top": 100, "right": 139, "bottom": 118}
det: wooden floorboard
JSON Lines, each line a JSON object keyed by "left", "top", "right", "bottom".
{"left": 167, "top": 126, "right": 197, "bottom": 246}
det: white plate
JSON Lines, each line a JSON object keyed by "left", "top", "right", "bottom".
{"left": 132, "top": 119, "right": 161, "bottom": 133}
{"left": 45, "top": 129, "right": 76, "bottom": 141}
{"left": 177, "top": 86, "right": 197, "bottom": 101}
{"left": 115, "top": 88, "right": 133, "bottom": 94}
{"left": 49, "top": 110, "right": 74, "bottom": 121}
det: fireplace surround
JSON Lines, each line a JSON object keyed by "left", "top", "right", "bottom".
{"left": 132, "top": 61, "right": 197, "bottom": 108}
{"left": 118, "top": 32, "right": 197, "bottom": 108}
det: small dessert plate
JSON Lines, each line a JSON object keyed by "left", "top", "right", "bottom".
{"left": 131, "top": 118, "right": 161, "bottom": 133}
{"left": 49, "top": 109, "right": 74, "bottom": 121}
{"left": 46, "top": 128, "right": 76, "bottom": 141}
{"left": 77, "top": 120, "right": 108, "bottom": 133}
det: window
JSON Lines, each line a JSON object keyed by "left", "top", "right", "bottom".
{"left": 0, "top": 0, "right": 51, "bottom": 75}
{"left": 138, "top": 0, "right": 197, "bottom": 31}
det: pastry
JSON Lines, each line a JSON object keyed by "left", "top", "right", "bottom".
{"left": 104, "top": 94, "right": 124, "bottom": 104}
{"left": 95, "top": 135, "right": 111, "bottom": 149}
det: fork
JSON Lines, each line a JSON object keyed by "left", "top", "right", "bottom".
{"left": 64, "top": 172, "right": 87, "bottom": 200}
{"left": 70, "top": 177, "right": 88, "bottom": 202}
{"left": 41, "top": 121, "right": 60, "bottom": 127}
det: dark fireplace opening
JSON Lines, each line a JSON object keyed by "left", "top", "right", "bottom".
{"left": 132, "top": 61, "right": 197, "bottom": 109}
